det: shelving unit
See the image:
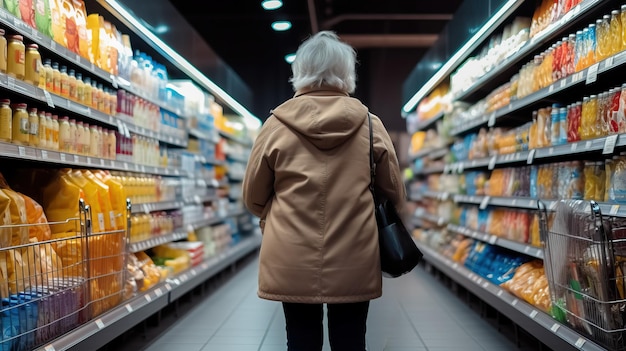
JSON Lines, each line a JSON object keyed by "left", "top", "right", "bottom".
{"left": 0, "top": 0, "right": 261, "bottom": 349}
{"left": 404, "top": 0, "right": 626, "bottom": 349}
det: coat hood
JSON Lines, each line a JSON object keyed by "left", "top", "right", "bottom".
{"left": 271, "top": 88, "right": 369, "bottom": 150}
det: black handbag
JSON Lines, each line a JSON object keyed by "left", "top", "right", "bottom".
{"left": 368, "top": 113, "right": 423, "bottom": 278}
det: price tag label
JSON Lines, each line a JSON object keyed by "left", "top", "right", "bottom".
{"left": 110, "top": 75, "right": 118, "bottom": 89}
{"left": 7, "top": 76, "right": 14, "bottom": 89}
{"left": 511, "top": 198, "right": 517, "bottom": 206}
{"left": 111, "top": 160, "right": 116, "bottom": 168}
{"left": 530, "top": 310, "right": 538, "bottom": 318}
{"left": 482, "top": 281, "right": 488, "bottom": 288}
{"left": 524, "top": 246, "right": 531, "bottom": 253}
{"left": 551, "top": 323, "right": 560, "bottom": 332}
{"left": 527, "top": 149, "right": 536, "bottom": 164}
{"left": 60, "top": 153, "right": 66, "bottom": 162}
{"left": 611, "top": 205, "right": 620, "bottom": 215}
{"left": 488, "top": 113, "right": 496, "bottom": 127}
{"left": 95, "top": 319, "right": 104, "bottom": 329}
{"left": 586, "top": 140, "right": 592, "bottom": 149}
{"left": 43, "top": 90, "right": 55, "bottom": 108}
{"left": 606, "top": 55, "right": 614, "bottom": 68}
{"left": 41, "top": 150, "right": 47, "bottom": 159}
{"left": 497, "top": 290, "right": 503, "bottom": 297}
{"left": 511, "top": 299, "right": 518, "bottom": 306}
{"left": 586, "top": 63, "right": 599, "bottom": 84}
{"left": 479, "top": 196, "right": 490, "bottom": 210}
{"left": 17, "top": 146, "right": 25, "bottom": 156}
{"left": 570, "top": 143, "right": 577, "bottom": 151}
{"left": 154, "top": 288, "right": 162, "bottom": 297}
{"left": 100, "top": 158, "right": 105, "bottom": 167}
{"left": 44, "top": 346, "right": 55, "bottom": 351}
{"left": 603, "top": 134, "right": 618, "bottom": 154}
{"left": 575, "top": 338, "right": 586, "bottom": 348}
{"left": 457, "top": 162, "right": 464, "bottom": 174}
{"left": 73, "top": 155, "right": 79, "bottom": 163}
{"left": 560, "top": 79, "right": 566, "bottom": 88}
{"left": 488, "top": 156, "right": 497, "bottom": 170}
{"left": 488, "top": 235, "right": 497, "bottom": 245}
{"left": 125, "top": 304, "right": 133, "bottom": 312}
{"left": 548, "top": 147, "right": 554, "bottom": 155}
{"left": 437, "top": 217, "right": 445, "bottom": 226}
{"left": 443, "top": 164, "right": 450, "bottom": 174}
{"left": 124, "top": 162, "right": 129, "bottom": 170}
{"left": 86, "top": 157, "right": 91, "bottom": 165}
{"left": 145, "top": 294, "right": 152, "bottom": 302}
{"left": 548, "top": 85, "right": 554, "bottom": 93}
{"left": 50, "top": 41, "right": 56, "bottom": 50}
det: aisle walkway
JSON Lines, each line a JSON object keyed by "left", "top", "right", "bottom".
{"left": 106, "top": 252, "right": 538, "bottom": 351}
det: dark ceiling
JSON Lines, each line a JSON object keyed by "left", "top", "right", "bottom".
{"left": 168, "top": 0, "right": 463, "bottom": 127}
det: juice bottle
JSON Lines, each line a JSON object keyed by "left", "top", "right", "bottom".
{"left": 11, "top": 103, "right": 29, "bottom": 145}
{"left": 51, "top": 61, "right": 61, "bottom": 95}
{"left": 7, "top": 35, "right": 25, "bottom": 80}
{"left": 24, "top": 44, "right": 41, "bottom": 86}
{"left": 44, "top": 112, "right": 53, "bottom": 148}
{"left": 83, "top": 122, "right": 90, "bottom": 155}
{"left": 581, "top": 96, "right": 590, "bottom": 140}
{"left": 75, "top": 121, "right": 84, "bottom": 154}
{"left": 59, "top": 65, "right": 69, "bottom": 98}
{"left": 589, "top": 94, "right": 599, "bottom": 138}
{"left": 89, "top": 123, "right": 98, "bottom": 156}
{"left": 587, "top": 24, "right": 597, "bottom": 67}
{"left": 58, "top": 116, "right": 70, "bottom": 152}
{"left": 37, "top": 110, "right": 47, "bottom": 149}
{"left": 68, "top": 118, "right": 77, "bottom": 153}
{"left": 97, "top": 83, "right": 104, "bottom": 112}
{"left": 575, "top": 30, "right": 584, "bottom": 71}
{"left": 90, "top": 79, "right": 98, "bottom": 109}
{"left": 610, "top": 10, "right": 621, "bottom": 56}
{"left": 0, "top": 29, "right": 7, "bottom": 74}
{"left": 622, "top": 5, "right": 626, "bottom": 51}
{"left": 75, "top": 72, "right": 84, "bottom": 103}
{"left": 596, "top": 17, "right": 608, "bottom": 62}
{"left": 0, "top": 99, "right": 11, "bottom": 142}
{"left": 68, "top": 69, "right": 77, "bottom": 101}
{"left": 83, "top": 76, "right": 92, "bottom": 106}
{"left": 28, "top": 107, "right": 39, "bottom": 147}
{"left": 51, "top": 114, "right": 59, "bottom": 150}
{"left": 42, "top": 59, "right": 53, "bottom": 91}
{"left": 108, "top": 128, "right": 116, "bottom": 160}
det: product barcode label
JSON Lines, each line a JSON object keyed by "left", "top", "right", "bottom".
{"left": 606, "top": 55, "right": 614, "bottom": 68}
{"left": 488, "top": 156, "right": 497, "bottom": 170}
{"left": 530, "top": 310, "right": 538, "bottom": 318}
{"left": 60, "top": 153, "right": 66, "bottom": 162}
{"left": 527, "top": 149, "right": 536, "bottom": 164}
{"left": 586, "top": 63, "right": 599, "bottom": 84}
{"left": 611, "top": 205, "right": 620, "bottom": 215}
{"left": 479, "top": 196, "right": 490, "bottom": 210}
{"left": 145, "top": 294, "right": 152, "bottom": 302}
{"left": 125, "top": 304, "right": 133, "bottom": 313}
{"left": 570, "top": 143, "right": 577, "bottom": 151}
{"left": 95, "top": 319, "right": 104, "bottom": 329}
{"left": 575, "top": 338, "right": 585, "bottom": 347}
{"left": 603, "top": 134, "right": 618, "bottom": 154}
{"left": 17, "top": 146, "right": 25, "bottom": 156}
{"left": 488, "top": 113, "right": 496, "bottom": 127}
{"left": 551, "top": 323, "right": 560, "bottom": 332}
{"left": 41, "top": 150, "right": 47, "bottom": 159}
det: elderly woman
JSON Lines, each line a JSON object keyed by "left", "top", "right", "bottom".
{"left": 242, "top": 30, "right": 406, "bottom": 351}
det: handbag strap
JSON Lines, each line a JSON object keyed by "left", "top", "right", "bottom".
{"left": 367, "top": 113, "right": 378, "bottom": 205}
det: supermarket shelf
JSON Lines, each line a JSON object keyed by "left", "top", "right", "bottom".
{"left": 185, "top": 209, "right": 248, "bottom": 230}
{"left": 414, "top": 163, "right": 445, "bottom": 176}
{"left": 451, "top": 48, "right": 626, "bottom": 136}
{"left": 414, "top": 111, "right": 444, "bottom": 132}
{"left": 131, "top": 200, "right": 186, "bottom": 214}
{"left": 227, "top": 153, "right": 249, "bottom": 163}
{"left": 168, "top": 233, "right": 262, "bottom": 301}
{"left": 410, "top": 143, "right": 450, "bottom": 161}
{"left": 129, "top": 230, "right": 188, "bottom": 253}
{"left": 453, "top": 0, "right": 605, "bottom": 103}
{"left": 116, "top": 114, "right": 188, "bottom": 147}
{"left": 419, "top": 244, "right": 605, "bottom": 351}
{"left": 447, "top": 224, "right": 543, "bottom": 259}
{"left": 414, "top": 209, "right": 446, "bottom": 226}
{"left": 219, "top": 131, "right": 253, "bottom": 147}
{"left": 39, "top": 234, "right": 261, "bottom": 351}
{"left": 0, "top": 141, "right": 187, "bottom": 177}
{"left": 189, "top": 128, "right": 220, "bottom": 143}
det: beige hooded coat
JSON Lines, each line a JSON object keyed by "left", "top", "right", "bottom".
{"left": 242, "top": 87, "right": 406, "bottom": 304}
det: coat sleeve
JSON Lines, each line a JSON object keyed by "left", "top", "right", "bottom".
{"left": 371, "top": 115, "right": 407, "bottom": 211}
{"left": 242, "top": 122, "right": 275, "bottom": 219}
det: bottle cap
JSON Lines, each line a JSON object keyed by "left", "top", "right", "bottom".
{"left": 27, "top": 43, "right": 38, "bottom": 49}
{"left": 9, "top": 35, "right": 23, "bottom": 41}
{"left": 0, "top": 99, "right": 9, "bottom": 104}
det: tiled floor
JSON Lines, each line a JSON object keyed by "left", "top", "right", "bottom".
{"left": 104, "top": 251, "right": 540, "bottom": 351}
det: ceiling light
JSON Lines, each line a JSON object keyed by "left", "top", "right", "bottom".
{"left": 284, "top": 53, "right": 296, "bottom": 64}
{"left": 271, "top": 21, "right": 292, "bottom": 31}
{"left": 261, "top": 0, "right": 282, "bottom": 10}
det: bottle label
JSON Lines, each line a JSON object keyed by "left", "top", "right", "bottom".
{"left": 20, "top": 117, "right": 29, "bottom": 134}
{"left": 29, "top": 120, "right": 38, "bottom": 135}
{"left": 15, "top": 50, "right": 24, "bottom": 64}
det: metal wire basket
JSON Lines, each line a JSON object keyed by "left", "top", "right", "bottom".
{"left": 539, "top": 199, "right": 626, "bottom": 350}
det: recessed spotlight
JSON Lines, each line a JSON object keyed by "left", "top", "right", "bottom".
{"left": 285, "top": 53, "right": 296, "bottom": 64}
{"left": 261, "top": 0, "right": 282, "bottom": 10}
{"left": 271, "top": 21, "right": 292, "bottom": 31}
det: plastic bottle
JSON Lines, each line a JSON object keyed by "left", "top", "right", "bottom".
{"left": 622, "top": 5, "right": 626, "bottom": 51}
{"left": 42, "top": 59, "right": 53, "bottom": 91}
{"left": 37, "top": 110, "right": 47, "bottom": 149}
{"left": 108, "top": 128, "right": 116, "bottom": 160}
{"left": 24, "top": 44, "right": 41, "bottom": 86}
{"left": 0, "top": 99, "right": 11, "bottom": 142}
{"left": 59, "top": 65, "right": 69, "bottom": 98}
{"left": 27, "top": 107, "right": 38, "bottom": 147}
{"left": 68, "top": 69, "right": 77, "bottom": 101}
{"left": 52, "top": 61, "right": 61, "bottom": 95}
{"left": 610, "top": 10, "right": 621, "bottom": 57}
{"left": 559, "top": 106, "right": 568, "bottom": 145}
{"left": 550, "top": 104, "right": 561, "bottom": 146}
{"left": 7, "top": 35, "right": 25, "bottom": 80}
{"left": 83, "top": 76, "right": 92, "bottom": 106}
{"left": 89, "top": 123, "right": 99, "bottom": 156}
{"left": 75, "top": 72, "right": 84, "bottom": 103}
{"left": 51, "top": 115, "right": 59, "bottom": 150}
{"left": 574, "top": 30, "right": 584, "bottom": 71}
{"left": 589, "top": 94, "right": 599, "bottom": 138}
{"left": 11, "top": 103, "right": 29, "bottom": 145}
{"left": 68, "top": 118, "right": 77, "bottom": 153}
{"left": 596, "top": 17, "right": 609, "bottom": 62}
{"left": 0, "top": 29, "right": 8, "bottom": 74}
{"left": 90, "top": 79, "right": 98, "bottom": 109}
{"left": 586, "top": 24, "right": 597, "bottom": 67}
{"left": 59, "top": 116, "right": 70, "bottom": 152}
{"left": 76, "top": 121, "right": 84, "bottom": 154}
{"left": 97, "top": 83, "right": 105, "bottom": 112}
{"left": 83, "top": 122, "right": 91, "bottom": 155}
{"left": 44, "top": 112, "right": 53, "bottom": 148}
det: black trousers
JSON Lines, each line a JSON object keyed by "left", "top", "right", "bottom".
{"left": 282, "top": 301, "right": 370, "bottom": 351}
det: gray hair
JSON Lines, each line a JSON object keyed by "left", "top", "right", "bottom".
{"left": 289, "top": 31, "right": 357, "bottom": 94}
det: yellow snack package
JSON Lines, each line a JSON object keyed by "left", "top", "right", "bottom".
{"left": 82, "top": 170, "right": 115, "bottom": 232}
{"left": 43, "top": 169, "right": 82, "bottom": 236}
{"left": 95, "top": 170, "right": 128, "bottom": 231}
{"left": 21, "top": 193, "right": 51, "bottom": 242}
{"left": 0, "top": 190, "right": 11, "bottom": 248}
{"left": 66, "top": 169, "right": 105, "bottom": 233}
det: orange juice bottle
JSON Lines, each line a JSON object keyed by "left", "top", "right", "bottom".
{"left": 52, "top": 62, "right": 61, "bottom": 95}
{"left": 596, "top": 17, "right": 609, "bottom": 61}
{"left": 581, "top": 96, "right": 590, "bottom": 140}
{"left": 610, "top": 10, "right": 621, "bottom": 56}
{"left": 59, "top": 65, "right": 69, "bottom": 98}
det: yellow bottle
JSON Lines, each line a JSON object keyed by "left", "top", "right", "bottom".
{"left": 91, "top": 79, "right": 98, "bottom": 109}
{"left": 75, "top": 121, "right": 84, "bottom": 154}
{"left": 11, "top": 103, "right": 29, "bottom": 145}
{"left": 38, "top": 110, "right": 47, "bottom": 149}
{"left": 610, "top": 10, "right": 621, "bottom": 56}
{"left": 59, "top": 65, "right": 69, "bottom": 98}
{"left": 7, "top": 35, "right": 25, "bottom": 80}
{"left": 45, "top": 113, "right": 53, "bottom": 148}
{"left": 24, "top": 44, "right": 41, "bottom": 86}
{"left": 108, "top": 128, "right": 116, "bottom": 160}
{"left": 43, "top": 59, "right": 53, "bottom": 91}
{"left": 596, "top": 17, "right": 608, "bottom": 62}
{"left": 82, "top": 122, "right": 91, "bottom": 155}
{"left": 52, "top": 62, "right": 61, "bottom": 95}
{"left": 0, "top": 29, "right": 7, "bottom": 74}
{"left": 69, "top": 118, "right": 77, "bottom": 153}
{"left": 68, "top": 69, "right": 77, "bottom": 101}
{"left": 51, "top": 115, "right": 59, "bottom": 150}
{"left": 89, "top": 123, "right": 99, "bottom": 156}
{"left": 97, "top": 83, "right": 105, "bottom": 112}
{"left": 59, "top": 116, "right": 71, "bottom": 152}
{"left": 75, "top": 73, "right": 84, "bottom": 104}
{"left": 28, "top": 107, "right": 39, "bottom": 147}
{"left": 83, "top": 76, "right": 92, "bottom": 107}
{"left": 622, "top": 5, "right": 626, "bottom": 51}
{"left": 0, "top": 99, "right": 11, "bottom": 142}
